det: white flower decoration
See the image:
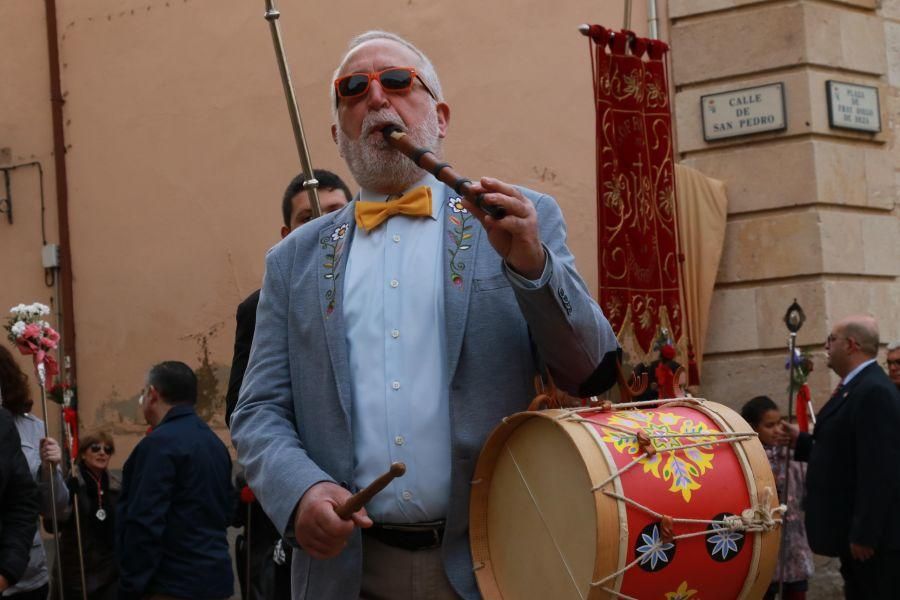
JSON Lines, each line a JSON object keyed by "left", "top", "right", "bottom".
{"left": 707, "top": 528, "right": 743, "bottom": 560}
{"left": 331, "top": 223, "right": 349, "bottom": 241}
{"left": 448, "top": 198, "right": 468, "bottom": 214}
{"left": 636, "top": 524, "right": 675, "bottom": 570}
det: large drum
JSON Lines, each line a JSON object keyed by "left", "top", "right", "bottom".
{"left": 470, "top": 399, "right": 781, "bottom": 599}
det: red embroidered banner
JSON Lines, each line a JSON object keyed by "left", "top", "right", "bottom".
{"left": 587, "top": 26, "right": 684, "bottom": 354}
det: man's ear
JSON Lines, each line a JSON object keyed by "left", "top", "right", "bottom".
{"left": 331, "top": 123, "right": 338, "bottom": 145}
{"left": 280, "top": 225, "right": 290, "bottom": 239}
{"left": 436, "top": 102, "right": 450, "bottom": 138}
{"left": 146, "top": 385, "right": 158, "bottom": 406}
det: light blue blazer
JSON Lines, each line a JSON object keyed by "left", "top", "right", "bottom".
{"left": 231, "top": 182, "right": 619, "bottom": 599}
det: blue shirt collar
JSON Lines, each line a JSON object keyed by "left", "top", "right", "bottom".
{"left": 842, "top": 358, "right": 877, "bottom": 386}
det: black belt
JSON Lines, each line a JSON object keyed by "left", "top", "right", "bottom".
{"left": 364, "top": 520, "right": 445, "bottom": 551}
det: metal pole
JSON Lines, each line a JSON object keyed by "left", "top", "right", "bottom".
{"left": 37, "top": 363, "right": 65, "bottom": 600}
{"left": 623, "top": 0, "right": 633, "bottom": 30}
{"left": 64, "top": 410, "right": 88, "bottom": 600}
{"left": 70, "top": 489, "right": 89, "bottom": 600}
{"left": 777, "top": 331, "right": 798, "bottom": 598}
{"left": 647, "top": 0, "right": 659, "bottom": 39}
{"left": 262, "top": 0, "right": 321, "bottom": 218}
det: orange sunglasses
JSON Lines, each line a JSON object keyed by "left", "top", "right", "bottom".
{"left": 334, "top": 67, "right": 436, "bottom": 104}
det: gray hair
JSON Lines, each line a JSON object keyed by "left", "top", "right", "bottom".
{"left": 330, "top": 30, "right": 444, "bottom": 119}
{"left": 887, "top": 340, "right": 900, "bottom": 352}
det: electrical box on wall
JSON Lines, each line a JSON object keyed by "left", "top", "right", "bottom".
{"left": 42, "top": 243, "right": 59, "bottom": 269}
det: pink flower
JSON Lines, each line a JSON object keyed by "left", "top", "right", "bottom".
{"left": 22, "top": 323, "right": 41, "bottom": 340}
{"left": 16, "top": 339, "right": 38, "bottom": 356}
{"left": 44, "top": 355, "right": 59, "bottom": 378}
{"left": 41, "top": 332, "right": 59, "bottom": 350}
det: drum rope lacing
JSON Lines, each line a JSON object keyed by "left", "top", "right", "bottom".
{"left": 584, "top": 429, "right": 756, "bottom": 492}
{"left": 564, "top": 397, "right": 705, "bottom": 414}
{"left": 554, "top": 405, "right": 786, "bottom": 595}
{"left": 471, "top": 402, "right": 785, "bottom": 598}
{"left": 592, "top": 489, "right": 786, "bottom": 596}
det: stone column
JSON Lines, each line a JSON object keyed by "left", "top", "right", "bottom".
{"left": 669, "top": 0, "right": 900, "bottom": 407}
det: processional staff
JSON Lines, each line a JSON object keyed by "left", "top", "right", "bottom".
{"left": 262, "top": 0, "right": 321, "bottom": 218}
{"left": 779, "top": 300, "right": 806, "bottom": 599}
{"left": 60, "top": 355, "right": 88, "bottom": 600}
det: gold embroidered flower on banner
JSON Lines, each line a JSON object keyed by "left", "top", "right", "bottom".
{"left": 602, "top": 411, "right": 717, "bottom": 502}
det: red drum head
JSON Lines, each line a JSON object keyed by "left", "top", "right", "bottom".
{"left": 470, "top": 400, "right": 780, "bottom": 600}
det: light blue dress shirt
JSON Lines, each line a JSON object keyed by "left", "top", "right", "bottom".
{"left": 344, "top": 173, "right": 451, "bottom": 523}
{"left": 343, "top": 174, "right": 551, "bottom": 523}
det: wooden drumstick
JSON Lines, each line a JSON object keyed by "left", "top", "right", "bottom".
{"left": 334, "top": 462, "right": 406, "bottom": 520}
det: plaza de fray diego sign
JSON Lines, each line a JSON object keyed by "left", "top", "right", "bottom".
{"left": 826, "top": 80, "right": 881, "bottom": 133}
{"left": 701, "top": 82, "right": 786, "bottom": 141}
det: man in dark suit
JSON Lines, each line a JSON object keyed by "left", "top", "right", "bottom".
{"left": 116, "top": 361, "right": 234, "bottom": 600}
{"left": 0, "top": 406, "right": 39, "bottom": 591}
{"left": 224, "top": 169, "right": 350, "bottom": 599}
{"left": 789, "top": 315, "right": 900, "bottom": 598}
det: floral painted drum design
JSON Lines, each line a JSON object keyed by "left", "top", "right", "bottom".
{"left": 469, "top": 399, "right": 782, "bottom": 600}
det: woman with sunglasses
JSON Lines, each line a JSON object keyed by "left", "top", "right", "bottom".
{"left": 53, "top": 432, "right": 120, "bottom": 600}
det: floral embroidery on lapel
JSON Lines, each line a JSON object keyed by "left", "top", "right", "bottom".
{"left": 447, "top": 197, "right": 474, "bottom": 288}
{"left": 321, "top": 223, "right": 349, "bottom": 317}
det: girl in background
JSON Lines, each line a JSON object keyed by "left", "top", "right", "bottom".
{"left": 741, "top": 395, "right": 814, "bottom": 600}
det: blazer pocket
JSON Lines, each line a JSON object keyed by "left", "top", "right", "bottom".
{"left": 474, "top": 273, "right": 511, "bottom": 292}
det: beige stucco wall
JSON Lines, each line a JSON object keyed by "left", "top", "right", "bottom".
{"left": 1, "top": 0, "right": 646, "bottom": 467}
{"left": 0, "top": 1, "right": 63, "bottom": 439}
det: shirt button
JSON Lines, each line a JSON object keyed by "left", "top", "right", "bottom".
{"left": 391, "top": 329, "right": 400, "bottom": 339}
{"left": 391, "top": 380, "right": 401, "bottom": 390}
{"left": 390, "top": 279, "right": 399, "bottom": 288}
{"left": 392, "top": 234, "right": 401, "bottom": 243}
{"left": 401, "top": 490, "right": 412, "bottom": 501}
{"left": 394, "top": 435, "right": 405, "bottom": 446}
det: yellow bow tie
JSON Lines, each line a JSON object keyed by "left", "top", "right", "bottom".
{"left": 355, "top": 186, "right": 432, "bottom": 232}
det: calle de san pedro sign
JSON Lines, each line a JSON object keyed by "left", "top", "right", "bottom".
{"left": 701, "top": 82, "right": 786, "bottom": 141}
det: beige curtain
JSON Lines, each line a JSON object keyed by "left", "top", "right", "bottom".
{"left": 674, "top": 164, "right": 728, "bottom": 380}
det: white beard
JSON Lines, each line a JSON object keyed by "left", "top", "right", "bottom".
{"left": 337, "top": 107, "right": 442, "bottom": 194}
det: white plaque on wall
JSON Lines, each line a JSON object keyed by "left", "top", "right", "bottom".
{"left": 701, "top": 83, "right": 786, "bottom": 141}
{"left": 826, "top": 81, "right": 881, "bottom": 133}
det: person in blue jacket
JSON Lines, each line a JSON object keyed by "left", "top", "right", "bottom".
{"left": 116, "top": 361, "right": 233, "bottom": 600}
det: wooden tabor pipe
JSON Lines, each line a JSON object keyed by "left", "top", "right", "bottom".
{"left": 381, "top": 125, "right": 506, "bottom": 220}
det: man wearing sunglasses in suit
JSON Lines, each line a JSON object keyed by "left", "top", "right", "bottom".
{"left": 231, "top": 30, "right": 620, "bottom": 599}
